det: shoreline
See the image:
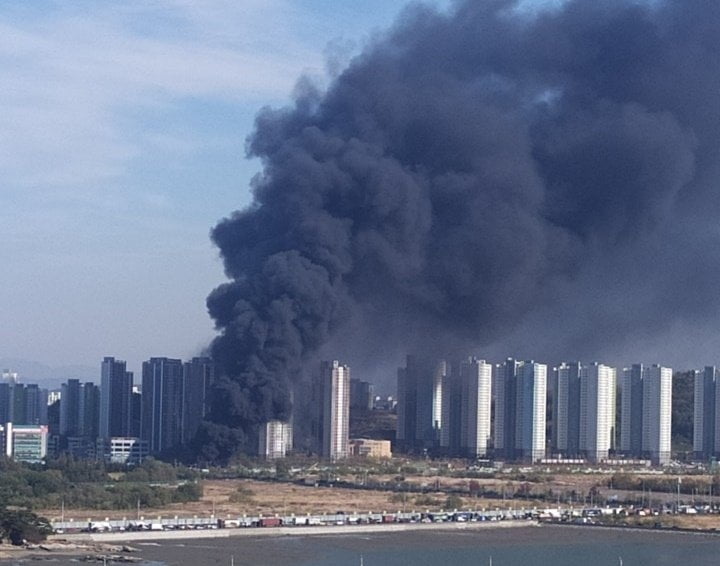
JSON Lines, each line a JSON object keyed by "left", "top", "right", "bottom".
{"left": 52, "top": 516, "right": 720, "bottom": 544}
{"left": 56, "top": 518, "right": 537, "bottom": 543}
{"left": 3, "top": 521, "right": 720, "bottom": 564}
{"left": 50, "top": 517, "right": 720, "bottom": 546}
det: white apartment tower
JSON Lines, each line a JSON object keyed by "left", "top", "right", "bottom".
{"left": 643, "top": 364, "right": 672, "bottom": 465}
{"left": 579, "top": 363, "right": 616, "bottom": 462}
{"left": 459, "top": 357, "right": 492, "bottom": 458}
{"left": 317, "top": 360, "right": 350, "bottom": 460}
{"left": 621, "top": 363, "right": 672, "bottom": 465}
{"left": 515, "top": 361, "right": 547, "bottom": 462}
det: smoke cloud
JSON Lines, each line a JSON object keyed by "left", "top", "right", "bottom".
{"left": 204, "top": 0, "right": 720, "bottom": 454}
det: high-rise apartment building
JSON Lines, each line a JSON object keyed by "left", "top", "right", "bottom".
{"left": 620, "top": 363, "right": 672, "bottom": 465}
{"left": 314, "top": 360, "right": 350, "bottom": 460}
{"left": 99, "top": 357, "right": 133, "bottom": 438}
{"left": 515, "top": 361, "right": 547, "bottom": 462}
{"left": 22, "top": 385, "right": 47, "bottom": 425}
{"left": 620, "top": 363, "right": 644, "bottom": 455}
{"left": 459, "top": 357, "right": 492, "bottom": 458}
{"left": 395, "top": 356, "right": 448, "bottom": 453}
{"left": 552, "top": 362, "right": 616, "bottom": 462}
{"left": 493, "top": 358, "right": 520, "bottom": 460}
{"left": 350, "top": 379, "right": 374, "bottom": 411}
{"left": 0, "top": 381, "right": 47, "bottom": 426}
{"left": 579, "top": 363, "right": 616, "bottom": 462}
{"left": 642, "top": 365, "right": 672, "bottom": 465}
{"left": 81, "top": 382, "right": 100, "bottom": 440}
{"left": 495, "top": 359, "right": 546, "bottom": 461}
{"left": 0, "top": 383, "right": 11, "bottom": 424}
{"left": 181, "top": 357, "right": 215, "bottom": 445}
{"left": 693, "top": 366, "right": 717, "bottom": 461}
{"left": 552, "top": 362, "right": 582, "bottom": 457}
{"left": 60, "top": 379, "right": 82, "bottom": 437}
{"left": 141, "top": 357, "right": 184, "bottom": 454}
{"left": 58, "top": 379, "right": 100, "bottom": 457}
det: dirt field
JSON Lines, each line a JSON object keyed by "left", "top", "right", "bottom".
{"left": 39, "top": 478, "right": 519, "bottom": 522}
{"left": 37, "top": 471, "right": 720, "bottom": 529}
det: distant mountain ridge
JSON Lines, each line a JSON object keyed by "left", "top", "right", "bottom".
{"left": 0, "top": 358, "right": 97, "bottom": 389}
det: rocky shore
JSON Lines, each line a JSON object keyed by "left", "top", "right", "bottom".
{"left": 0, "top": 541, "right": 142, "bottom": 563}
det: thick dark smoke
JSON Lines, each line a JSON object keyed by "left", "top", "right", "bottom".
{"left": 203, "top": 0, "right": 720, "bottom": 456}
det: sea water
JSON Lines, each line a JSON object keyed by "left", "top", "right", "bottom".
{"left": 132, "top": 525, "right": 720, "bottom": 566}
{"left": 3, "top": 526, "right": 719, "bottom": 565}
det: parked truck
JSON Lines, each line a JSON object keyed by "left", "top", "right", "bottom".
{"left": 259, "top": 517, "right": 282, "bottom": 528}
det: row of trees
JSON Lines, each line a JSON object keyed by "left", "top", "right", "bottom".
{"left": 609, "top": 473, "right": 720, "bottom": 496}
{"left": 0, "top": 456, "right": 203, "bottom": 511}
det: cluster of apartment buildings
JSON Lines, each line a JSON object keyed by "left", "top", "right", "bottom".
{"left": 0, "top": 357, "right": 214, "bottom": 464}
{"left": 0, "top": 358, "right": 386, "bottom": 464}
{"left": 11, "top": 354, "right": 720, "bottom": 467}
{"left": 396, "top": 356, "right": 674, "bottom": 465}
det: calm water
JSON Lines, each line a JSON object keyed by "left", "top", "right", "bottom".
{"left": 135, "top": 525, "right": 720, "bottom": 566}
{"left": 3, "top": 526, "right": 719, "bottom": 565}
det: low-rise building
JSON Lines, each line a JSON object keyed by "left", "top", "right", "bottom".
{"left": 1, "top": 422, "right": 48, "bottom": 463}
{"left": 258, "top": 420, "right": 292, "bottom": 460}
{"left": 96, "top": 437, "right": 149, "bottom": 464}
{"left": 349, "top": 438, "right": 392, "bottom": 459}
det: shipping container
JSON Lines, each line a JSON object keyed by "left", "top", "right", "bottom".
{"left": 259, "top": 517, "right": 282, "bottom": 527}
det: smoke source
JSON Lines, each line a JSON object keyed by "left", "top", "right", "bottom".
{"left": 204, "top": 0, "right": 720, "bottom": 456}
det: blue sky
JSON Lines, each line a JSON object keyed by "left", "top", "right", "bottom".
{"left": 2, "top": 0, "right": 467, "bottom": 376}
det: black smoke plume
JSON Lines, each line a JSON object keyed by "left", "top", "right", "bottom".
{"left": 204, "top": 0, "right": 720, "bottom": 457}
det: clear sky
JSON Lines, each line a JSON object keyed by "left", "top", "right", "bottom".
{"left": 2, "top": 0, "right": 464, "bottom": 376}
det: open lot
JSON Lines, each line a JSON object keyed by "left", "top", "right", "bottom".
{"left": 36, "top": 469, "right": 720, "bottom": 532}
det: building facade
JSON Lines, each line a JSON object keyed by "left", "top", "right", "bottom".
{"left": 620, "top": 363, "right": 672, "bottom": 465}
{"left": 459, "top": 357, "right": 492, "bottom": 458}
{"left": 349, "top": 438, "right": 392, "bottom": 458}
{"left": 350, "top": 379, "right": 374, "bottom": 411}
{"left": 515, "top": 361, "right": 547, "bottom": 462}
{"left": 579, "top": 363, "right": 616, "bottom": 462}
{"left": 181, "top": 357, "right": 215, "bottom": 445}
{"left": 693, "top": 366, "right": 717, "bottom": 461}
{"left": 642, "top": 365, "right": 672, "bottom": 465}
{"left": 258, "top": 420, "right": 292, "bottom": 460}
{"left": 1, "top": 423, "right": 48, "bottom": 463}
{"left": 396, "top": 356, "right": 448, "bottom": 453}
{"left": 100, "top": 357, "right": 133, "bottom": 439}
{"left": 141, "top": 357, "right": 184, "bottom": 454}
{"left": 620, "top": 363, "right": 644, "bottom": 455}
{"left": 552, "top": 362, "right": 582, "bottom": 457}
{"left": 493, "top": 358, "right": 520, "bottom": 460}
{"left": 314, "top": 360, "right": 350, "bottom": 460}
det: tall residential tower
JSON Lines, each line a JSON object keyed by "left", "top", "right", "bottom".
{"left": 99, "top": 357, "right": 133, "bottom": 439}
{"left": 314, "top": 360, "right": 350, "bottom": 460}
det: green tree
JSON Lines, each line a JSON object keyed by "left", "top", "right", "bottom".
{"left": 445, "top": 494, "right": 463, "bottom": 510}
{"left": 0, "top": 509, "right": 53, "bottom": 545}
